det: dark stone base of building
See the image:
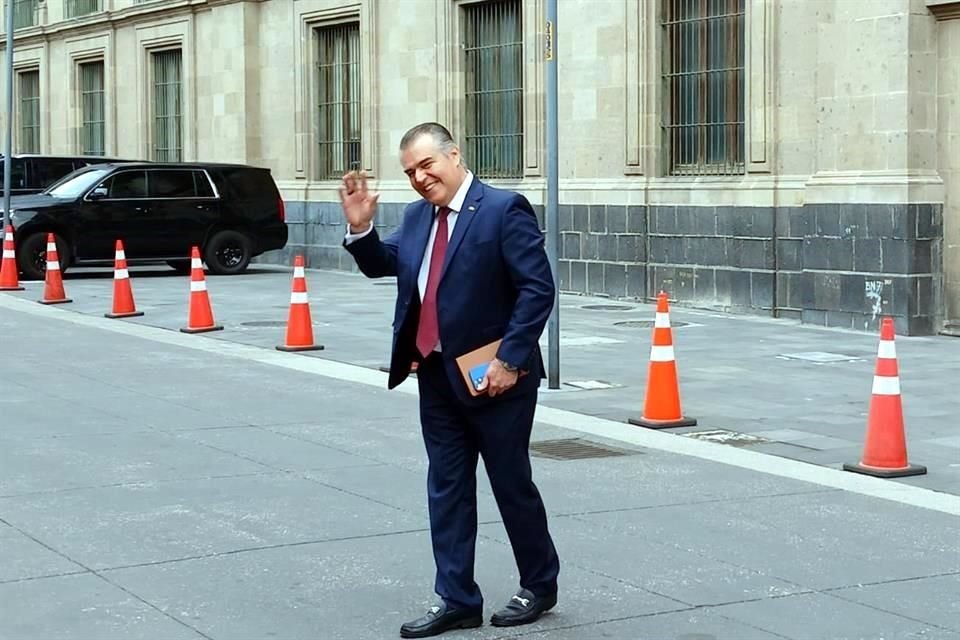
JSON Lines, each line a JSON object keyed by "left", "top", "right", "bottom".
{"left": 258, "top": 200, "right": 943, "bottom": 336}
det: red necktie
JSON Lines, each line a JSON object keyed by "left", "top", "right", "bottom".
{"left": 416, "top": 207, "right": 450, "bottom": 357}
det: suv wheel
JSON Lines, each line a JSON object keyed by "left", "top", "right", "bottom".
{"left": 17, "top": 233, "right": 70, "bottom": 281}
{"left": 204, "top": 230, "right": 252, "bottom": 275}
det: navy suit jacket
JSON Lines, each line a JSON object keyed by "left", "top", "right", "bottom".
{"left": 344, "top": 178, "right": 555, "bottom": 406}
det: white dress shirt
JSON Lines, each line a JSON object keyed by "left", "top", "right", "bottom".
{"left": 345, "top": 171, "right": 475, "bottom": 351}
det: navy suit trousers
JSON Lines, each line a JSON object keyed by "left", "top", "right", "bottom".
{"left": 415, "top": 353, "right": 560, "bottom": 611}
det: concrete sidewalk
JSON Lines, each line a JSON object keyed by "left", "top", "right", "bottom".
{"left": 1, "top": 291, "right": 958, "bottom": 639}
{"left": 11, "top": 263, "right": 960, "bottom": 495}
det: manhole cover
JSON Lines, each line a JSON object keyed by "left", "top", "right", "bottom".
{"left": 778, "top": 351, "right": 862, "bottom": 363}
{"left": 581, "top": 304, "right": 636, "bottom": 311}
{"left": 240, "top": 320, "right": 288, "bottom": 328}
{"left": 614, "top": 320, "right": 691, "bottom": 328}
{"left": 530, "top": 438, "right": 640, "bottom": 460}
{"left": 683, "top": 429, "right": 769, "bottom": 446}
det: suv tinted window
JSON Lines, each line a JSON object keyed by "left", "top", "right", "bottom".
{"left": 103, "top": 170, "right": 147, "bottom": 198}
{"left": 148, "top": 170, "right": 199, "bottom": 197}
{"left": 217, "top": 167, "right": 277, "bottom": 201}
{"left": 194, "top": 171, "right": 215, "bottom": 197}
{"left": 0, "top": 158, "right": 29, "bottom": 189}
{"left": 33, "top": 158, "right": 79, "bottom": 188}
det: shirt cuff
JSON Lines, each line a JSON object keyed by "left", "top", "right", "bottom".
{"left": 344, "top": 223, "right": 374, "bottom": 244}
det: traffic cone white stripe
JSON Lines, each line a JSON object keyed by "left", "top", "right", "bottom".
{"left": 190, "top": 280, "right": 207, "bottom": 292}
{"left": 294, "top": 266, "right": 305, "bottom": 278}
{"left": 191, "top": 258, "right": 203, "bottom": 269}
{"left": 115, "top": 250, "right": 125, "bottom": 260}
{"left": 877, "top": 341, "right": 896, "bottom": 359}
{"left": 2, "top": 250, "right": 14, "bottom": 259}
{"left": 654, "top": 312, "right": 671, "bottom": 328}
{"left": 46, "top": 242, "right": 57, "bottom": 252}
{"left": 114, "top": 268, "right": 129, "bottom": 279}
{"left": 290, "top": 291, "right": 309, "bottom": 304}
{"left": 47, "top": 260, "right": 60, "bottom": 271}
{"left": 872, "top": 376, "right": 901, "bottom": 396}
{"left": 649, "top": 345, "right": 676, "bottom": 362}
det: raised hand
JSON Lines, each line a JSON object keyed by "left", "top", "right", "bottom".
{"left": 339, "top": 170, "right": 380, "bottom": 232}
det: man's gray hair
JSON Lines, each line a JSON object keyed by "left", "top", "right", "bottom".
{"left": 399, "top": 122, "right": 467, "bottom": 168}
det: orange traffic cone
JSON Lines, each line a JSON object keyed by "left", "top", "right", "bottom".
{"left": 39, "top": 233, "right": 71, "bottom": 304}
{"left": 844, "top": 317, "right": 926, "bottom": 477}
{"left": 628, "top": 291, "right": 697, "bottom": 429}
{"left": 105, "top": 240, "right": 144, "bottom": 318}
{"left": 276, "top": 255, "right": 323, "bottom": 352}
{"left": 0, "top": 225, "right": 24, "bottom": 291}
{"left": 180, "top": 246, "right": 223, "bottom": 334}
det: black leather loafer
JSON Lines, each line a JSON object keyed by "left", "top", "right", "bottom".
{"left": 400, "top": 602, "right": 483, "bottom": 638}
{"left": 490, "top": 588, "right": 557, "bottom": 627}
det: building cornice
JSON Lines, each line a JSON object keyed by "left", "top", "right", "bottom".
{"left": 0, "top": 0, "right": 261, "bottom": 47}
{"left": 927, "top": 0, "right": 960, "bottom": 20}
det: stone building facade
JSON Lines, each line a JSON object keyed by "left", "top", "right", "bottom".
{"left": 1, "top": 0, "right": 959, "bottom": 335}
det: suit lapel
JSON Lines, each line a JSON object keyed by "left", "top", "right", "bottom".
{"left": 407, "top": 200, "right": 434, "bottom": 283}
{"left": 440, "top": 178, "right": 485, "bottom": 281}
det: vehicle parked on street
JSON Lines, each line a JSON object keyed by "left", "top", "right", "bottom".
{"left": 8, "top": 162, "right": 288, "bottom": 280}
{"left": 0, "top": 154, "right": 140, "bottom": 195}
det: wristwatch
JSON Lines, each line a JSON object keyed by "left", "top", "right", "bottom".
{"left": 497, "top": 358, "right": 519, "bottom": 373}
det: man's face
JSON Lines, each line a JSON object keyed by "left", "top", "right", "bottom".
{"left": 400, "top": 135, "right": 464, "bottom": 206}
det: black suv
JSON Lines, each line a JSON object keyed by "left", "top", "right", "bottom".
{"left": 8, "top": 162, "right": 288, "bottom": 279}
{"left": 1, "top": 154, "right": 139, "bottom": 195}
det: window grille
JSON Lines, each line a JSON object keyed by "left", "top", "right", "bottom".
{"left": 661, "top": 0, "right": 745, "bottom": 176}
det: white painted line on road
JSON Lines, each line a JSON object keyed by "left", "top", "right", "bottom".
{"left": 2, "top": 292, "right": 958, "bottom": 517}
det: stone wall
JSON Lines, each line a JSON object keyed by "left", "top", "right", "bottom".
{"left": 261, "top": 200, "right": 942, "bottom": 336}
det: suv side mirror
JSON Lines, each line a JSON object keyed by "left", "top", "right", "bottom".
{"left": 88, "top": 186, "right": 108, "bottom": 200}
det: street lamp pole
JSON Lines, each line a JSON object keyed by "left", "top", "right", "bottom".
{"left": 545, "top": 0, "right": 559, "bottom": 389}
{"left": 3, "top": 0, "right": 15, "bottom": 235}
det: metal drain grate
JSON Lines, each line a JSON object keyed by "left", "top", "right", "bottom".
{"left": 529, "top": 438, "right": 639, "bottom": 461}
{"left": 614, "top": 320, "right": 690, "bottom": 328}
{"left": 581, "top": 304, "right": 636, "bottom": 311}
{"left": 240, "top": 320, "right": 288, "bottom": 328}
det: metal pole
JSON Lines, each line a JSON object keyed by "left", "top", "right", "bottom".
{"left": 3, "top": 0, "right": 14, "bottom": 235}
{"left": 545, "top": 0, "right": 559, "bottom": 389}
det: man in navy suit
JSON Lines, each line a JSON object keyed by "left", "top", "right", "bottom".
{"left": 341, "top": 122, "right": 560, "bottom": 638}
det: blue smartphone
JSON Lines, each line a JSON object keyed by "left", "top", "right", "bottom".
{"left": 469, "top": 362, "right": 489, "bottom": 391}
